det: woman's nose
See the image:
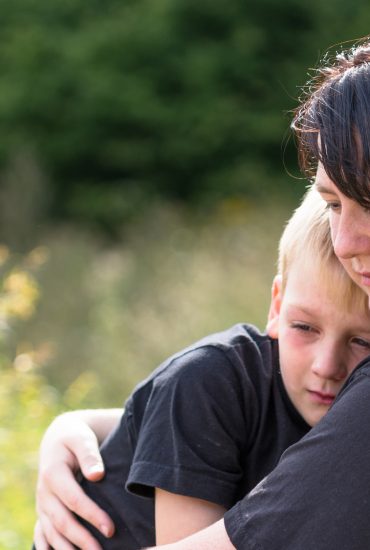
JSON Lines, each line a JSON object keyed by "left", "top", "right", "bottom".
{"left": 331, "top": 212, "right": 370, "bottom": 260}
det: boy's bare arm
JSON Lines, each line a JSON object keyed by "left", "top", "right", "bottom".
{"left": 155, "top": 488, "right": 226, "bottom": 544}
{"left": 34, "top": 409, "right": 122, "bottom": 550}
{"left": 149, "top": 518, "right": 235, "bottom": 550}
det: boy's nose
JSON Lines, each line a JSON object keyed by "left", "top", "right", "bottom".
{"left": 311, "top": 350, "right": 347, "bottom": 381}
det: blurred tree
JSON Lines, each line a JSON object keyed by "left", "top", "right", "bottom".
{"left": 0, "top": 0, "right": 369, "bottom": 232}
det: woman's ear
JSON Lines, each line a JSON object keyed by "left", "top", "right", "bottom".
{"left": 266, "top": 275, "right": 282, "bottom": 339}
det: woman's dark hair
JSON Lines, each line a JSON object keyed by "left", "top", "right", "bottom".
{"left": 292, "top": 37, "right": 370, "bottom": 207}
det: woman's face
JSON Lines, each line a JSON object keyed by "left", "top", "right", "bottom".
{"left": 315, "top": 163, "right": 370, "bottom": 300}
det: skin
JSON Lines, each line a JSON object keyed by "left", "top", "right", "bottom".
{"left": 146, "top": 518, "right": 233, "bottom": 550}
{"left": 155, "top": 490, "right": 225, "bottom": 544}
{"left": 34, "top": 410, "right": 121, "bottom": 550}
{"left": 315, "top": 162, "right": 370, "bottom": 301}
{"left": 266, "top": 270, "right": 370, "bottom": 427}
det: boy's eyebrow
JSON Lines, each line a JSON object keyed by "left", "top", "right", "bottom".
{"left": 288, "top": 304, "right": 317, "bottom": 316}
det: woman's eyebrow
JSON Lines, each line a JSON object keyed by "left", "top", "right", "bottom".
{"left": 314, "top": 183, "right": 336, "bottom": 195}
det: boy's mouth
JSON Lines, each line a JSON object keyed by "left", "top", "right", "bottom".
{"left": 307, "top": 390, "right": 336, "bottom": 405}
{"left": 356, "top": 270, "right": 370, "bottom": 287}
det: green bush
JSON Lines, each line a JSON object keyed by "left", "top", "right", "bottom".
{"left": 1, "top": 0, "right": 370, "bottom": 230}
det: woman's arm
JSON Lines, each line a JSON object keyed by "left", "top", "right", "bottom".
{"left": 34, "top": 409, "right": 122, "bottom": 550}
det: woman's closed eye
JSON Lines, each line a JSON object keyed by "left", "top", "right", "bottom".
{"left": 324, "top": 201, "right": 341, "bottom": 213}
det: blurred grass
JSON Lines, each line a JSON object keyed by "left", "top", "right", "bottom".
{"left": 0, "top": 194, "right": 297, "bottom": 547}
{"left": 18, "top": 195, "right": 296, "bottom": 404}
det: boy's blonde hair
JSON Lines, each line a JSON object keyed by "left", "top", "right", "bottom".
{"left": 278, "top": 186, "right": 368, "bottom": 313}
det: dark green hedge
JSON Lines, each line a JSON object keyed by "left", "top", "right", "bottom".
{"left": 1, "top": 0, "right": 370, "bottom": 229}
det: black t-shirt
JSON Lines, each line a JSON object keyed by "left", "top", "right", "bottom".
{"left": 224, "top": 357, "right": 370, "bottom": 550}
{"left": 77, "top": 324, "right": 310, "bottom": 549}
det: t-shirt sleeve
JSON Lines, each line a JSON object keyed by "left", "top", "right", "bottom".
{"left": 126, "top": 345, "right": 257, "bottom": 509}
{"left": 224, "top": 365, "right": 370, "bottom": 550}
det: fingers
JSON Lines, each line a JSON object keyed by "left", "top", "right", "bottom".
{"left": 35, "top": 516, "right": 74, "bottom": 550}
{"left": 34, "top": 520, "right": 51, "bottom": 550}
{"left": 70, "top": 436, "right": 105, "bottom": 482}
{"left": 37, "top": 497, "right": 105, "bottom": 550}
{"left": 56, "top": 416, "right": 105, "bottom": 481}
{"left": 35, "top": 412, "right": 117, "bottom": 549}
{"left": 35, "top": 514, "right": 91, "bottom": 550}
{"left": 37, "top": 462, "right": 115, "bottom": 538}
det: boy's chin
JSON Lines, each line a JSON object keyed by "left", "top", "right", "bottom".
{"left": 305, "top": 407, "right": 330, "bottom": 428}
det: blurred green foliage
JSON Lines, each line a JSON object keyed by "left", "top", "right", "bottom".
{"left": 0, "top": 248, "right": 56, "bottom": 548}
{"left": 13, "top": 197, "right": 296, "bottom": 405}
{"left": 0, "top": 247, "right": 100, "bottom": 548}
{"left": 0, "top": 365, "right": 59, "bottom": 549}
{"left": 1, "top": 0, "right": 370, "bottom": 233}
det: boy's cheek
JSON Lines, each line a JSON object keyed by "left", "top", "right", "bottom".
{"left": 283, "top": 327, "right": 314, "bottom": 348}
{"left": 279, "top": 328, "right": 299, "bottom": 348}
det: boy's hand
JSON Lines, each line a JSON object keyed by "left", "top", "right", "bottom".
{"left": 34, "top": 412, "right": 115, "bottom": 550}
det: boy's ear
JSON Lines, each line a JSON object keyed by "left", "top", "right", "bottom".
{"left": 266, "top": 275, "right": 282, "bottom": 339}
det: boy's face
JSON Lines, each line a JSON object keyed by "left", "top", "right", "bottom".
{"left": 315, "top": 162, "right": 370, "bottom": 301}
{"left": 267, "top": 264, "right": 370, "bottom": 427}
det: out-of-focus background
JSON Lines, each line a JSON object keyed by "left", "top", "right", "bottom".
{"left": 1, "top": 1, "right": 370, "bottom": 547}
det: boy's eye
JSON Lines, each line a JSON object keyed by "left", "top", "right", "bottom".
{"left": 291, "top": 322, "right": 314, "bottom": 333}
{"left": 351, "top": 337, "right": 370, "bottom": 349}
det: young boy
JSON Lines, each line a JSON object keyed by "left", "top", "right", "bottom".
{"left": 33, "top": 187, "right": 370, "bottom": 550}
